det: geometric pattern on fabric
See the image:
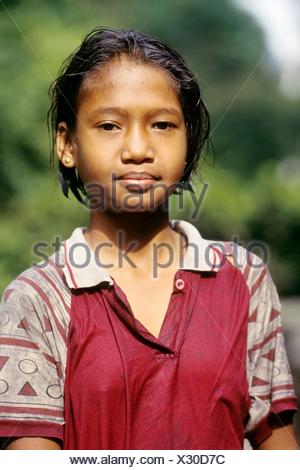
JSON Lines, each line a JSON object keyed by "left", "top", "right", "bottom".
{"left": 0, "top": 220, "right": 297, "bottom": 448}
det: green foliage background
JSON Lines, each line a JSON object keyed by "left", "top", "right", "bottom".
{"left": 0, "top": 0, "right": 300, "bottom": 297}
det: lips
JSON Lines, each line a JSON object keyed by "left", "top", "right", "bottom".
{"left": 116, "top": 171, "right": 159, "bottom": 192}
{"left": 117, "top": 171, "right": 158, "bottom": 181}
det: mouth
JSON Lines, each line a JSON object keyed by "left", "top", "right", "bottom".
{"left": 116, "top": 172, "right": 159, "bottom": 192}
{"left": 117, "top": 179, "right": 156, "bottom": 192}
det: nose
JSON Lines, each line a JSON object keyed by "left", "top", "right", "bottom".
{"left": 121, "top": 125, "right": 154, "bottom": 163}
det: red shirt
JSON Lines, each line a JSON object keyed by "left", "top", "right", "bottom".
{"left": 0, "top": 220, "right": 297, "bottom": 449}
{"left": 64, "top": 260, "right": 250, "bottom": 449}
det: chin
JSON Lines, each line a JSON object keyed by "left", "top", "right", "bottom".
{"left": 102, "top": 195, "right": 168, "bottom": 214}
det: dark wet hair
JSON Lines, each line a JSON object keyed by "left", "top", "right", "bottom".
{"left": 47, "top": 27, "right": 210, "bottom": 203}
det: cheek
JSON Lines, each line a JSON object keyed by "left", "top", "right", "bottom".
{"left": 77, "top": 163, "right": 113, "bottom": 185}
{"left": 74, "top": 145, "right": 112, "bottom": 183}
{"left": 164, "top": 135, "right": 187, "bottom": 178}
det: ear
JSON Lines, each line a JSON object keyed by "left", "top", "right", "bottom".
{"left": 56, "top": 122, "right": 77, "bottom": 168}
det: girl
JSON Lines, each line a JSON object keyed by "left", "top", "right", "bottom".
{"left": 0, "top": 27, "right": 298, "bottom": 450}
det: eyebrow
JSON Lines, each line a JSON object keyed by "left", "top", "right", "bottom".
{"left": 146, "top": 107, "right": 182, "bottom": 119}
{"left": 89, "top": 107, "right": 128, "bottom": 118}
{"left": 89, "top": 106, "right": 182, "bottom": 120}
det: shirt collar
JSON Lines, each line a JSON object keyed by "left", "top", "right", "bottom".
{"left": 61, "top": 219, "right": 222, "bottom": 289}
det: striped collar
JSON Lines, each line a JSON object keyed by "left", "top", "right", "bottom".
{"left": 61, "top": 219, "right": 222, "bottom": 289}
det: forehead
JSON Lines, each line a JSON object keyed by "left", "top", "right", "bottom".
{"left": 77, "top": 55, "right": 182, "bottom": 114}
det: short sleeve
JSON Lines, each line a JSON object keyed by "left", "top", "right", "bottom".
{"left": 0, "top": 278, "right": 65, "bottom": 447}
{"left": 245, "top": 260, "right": 298, "bottom": 448}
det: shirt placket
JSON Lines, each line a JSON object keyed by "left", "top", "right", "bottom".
{"left": 106, "top": 270, "right": 190, "bottom": 354}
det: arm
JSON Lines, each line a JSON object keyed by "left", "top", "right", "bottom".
{"left": 6, "top": 437, "right": 62, "bottom": 450}
{"left": 0, "top": 277, "right": 65, "bottom": 448}
{"left": 258, "top": 423, "right": 299, "bottom": 450}
{"left": 241, "top": 249, "right": 298, "bottom": 449}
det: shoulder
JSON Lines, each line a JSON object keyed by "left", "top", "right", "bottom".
{"left": 212, "top": 240, "right": 277, "bottom": 302}
{"left": 1, "top": 249, "right": 71, "bottom": 328}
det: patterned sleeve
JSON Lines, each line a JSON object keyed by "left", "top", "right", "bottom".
{"left": 0, "top": 274, "right": 65, "bottom": 447}
{"left": 244, "top": 252, "right": 298, "bottom": 448}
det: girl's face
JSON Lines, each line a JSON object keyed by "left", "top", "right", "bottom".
{"left": 57, "top": 55, "right": 187, "bottom": 212}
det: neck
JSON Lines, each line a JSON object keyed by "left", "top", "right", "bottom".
{"left": 83, "top": 205, "right": 184, "bottom": 273}
{"left": 87, "top": 205, "right": 171, "bottom": 247}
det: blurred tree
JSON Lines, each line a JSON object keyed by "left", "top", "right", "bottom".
{"left": 1, "top": 0, "right": 299, "bottom": 441}
{"left": 0, "top": 0, "right": 299, "bottom": 296}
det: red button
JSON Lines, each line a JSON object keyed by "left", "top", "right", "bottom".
{"left": 175, "top": 279, "right": 185, "bottom": 290}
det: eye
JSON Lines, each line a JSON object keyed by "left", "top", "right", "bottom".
{"left": 152, "top": 121, "right": 176, "bottom": 130}
{"left": 97, "top": 123, "right": 120, "bottom": 131}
